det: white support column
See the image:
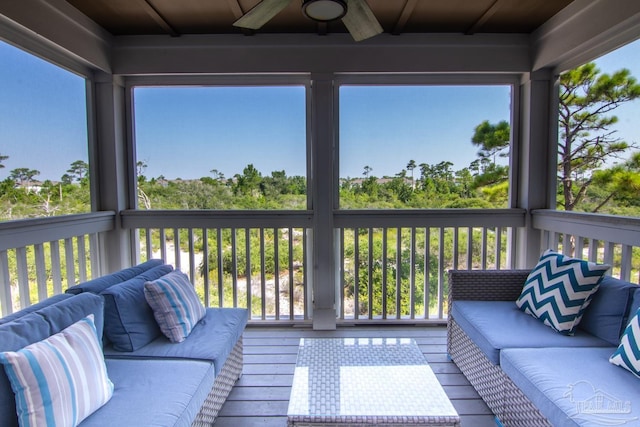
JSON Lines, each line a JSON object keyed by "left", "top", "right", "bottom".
{"left": 310, "top": 74, "right": 337, "bottom": 330}
{"left": 90, "top": 72, "right": 133, "bottom": 273}
{"left": 515, "top": 69, "right": 558, "bottom": 268}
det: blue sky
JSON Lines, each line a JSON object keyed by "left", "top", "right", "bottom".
{"left": 0, "top": 42, "right": 87, "bottom": 182}
{"left": 134, "top": 86, "right": 306, "bottom": 179}
{"left": 0, "top": 38, "right": 639, "bottom": 181}
{"left": 339, "top": 84, "right": 511, "bottom": 178}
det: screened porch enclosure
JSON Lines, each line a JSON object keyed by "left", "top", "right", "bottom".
{"left": 1, "top": 0, "right": 640, "bottom": 329}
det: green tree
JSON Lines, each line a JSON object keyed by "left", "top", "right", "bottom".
{"left": 261, "top": 170, "right": 302, "bottom": 198}
{"left": 9, "top": 168, "right": 40, "bottom": 188}
{"left": 559, "top": 63, "right": 640, "bottom": 211}
{"left": 0, "top": 153, "right": 8, "bottom": 169}
{"left": 233, "top": 164, "right": 262, "bottom": 197}
{"left": 472, "top": 120, "right": 510, "bottom": 165}
{"left": 137, "top": 160, "right": 148, "bottom": 183}
{"left": 66, "top": 160, "right": 89, "bottom": 183}
{"left": 470, "top": 121, "right": 510, "bottom": 187}
{"left": 406, "top": 160, "right": 416, "bottom": 189}
{"left": 419, "top": 161, "right": 455, "bottom": 195}
{"left": 590, "top": 152, "right": 640, "bottom": 212}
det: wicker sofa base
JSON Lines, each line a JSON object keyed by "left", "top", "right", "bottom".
{"left": 448, "top": 319, "right": 551, "bottom": 427}
{"left": 192, "top": 336, "right": 244, "bottom": 426}
{"left": 448, "top": 318, "right": 506, "bottom": 419}
{"left": 501, "top": 372, "right": 552, "bottom": 427}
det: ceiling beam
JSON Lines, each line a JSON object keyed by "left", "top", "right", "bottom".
{"left": 466, "top": 0, "right": 502, "bottom": 35}
{"left": 392, "top": 0, "right": 417, "bottom": 35}
{"left": 138, "top": 0, "right": 179, "bottom": 37}
{"left": 113, "top": 33, "right": 531, "bottom": 75}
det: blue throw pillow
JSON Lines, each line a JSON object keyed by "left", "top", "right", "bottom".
{"left": 144, "top": 270, "right": 206, "bottom": 343}
{"left": 516, "top": 250, "right": 610, "bottom": 334}
{"left": 610, "top": 307, "right": 640, "bottom": 378}
{"left": 101, "top": 264, "right": 173, "bottom": 351}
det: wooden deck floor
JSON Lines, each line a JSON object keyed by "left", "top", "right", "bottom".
{"left": 213, "top": 325, "right": 495, "bottom": 427}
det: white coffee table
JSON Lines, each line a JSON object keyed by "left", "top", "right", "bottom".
{"left": 287, "top": 337, "right": 460, "bottom": 426}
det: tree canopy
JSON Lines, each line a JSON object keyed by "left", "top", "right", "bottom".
{"left": 558, "top": 63, "right": 640, "bottom": 210}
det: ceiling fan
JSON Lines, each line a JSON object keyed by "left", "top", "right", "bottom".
{"left": 233, "top": 0, "right": 383, "bottom": 42}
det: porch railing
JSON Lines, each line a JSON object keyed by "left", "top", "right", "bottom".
{"left": 532, "top": 209, "right": 640, "bottom": 282}
{"left": 122, "top": 209, "right": 526, "bottom": 324}
{"left": 121, "top": 210, "right": 314, "bottom": 323}
{"left": 5, "top": 209, "right": 636, "bottom": 323}
{"left": 0, "top": 212, "right": 115, "bottom": 316}
{"left": 335, "top": 210, "right": 525, "bottom": 322}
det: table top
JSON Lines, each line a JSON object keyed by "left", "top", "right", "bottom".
{"left": 287, "top": 337, "right": 460, "bottom": 425}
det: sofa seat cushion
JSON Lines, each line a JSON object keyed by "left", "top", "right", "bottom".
{"left": 66, "top": 259, "right": 163, "bottom": 295}
{"left": 79, "top": 358, "right": 215, "bottom": 427}
{"left": 451, "top": 301, "right": 611, "bottom": 365}
{"left": 104, "top": 307, "right": 248, "bottom": 375}
{"left": 501, "top": 347, "right": 640, "bottom": 427}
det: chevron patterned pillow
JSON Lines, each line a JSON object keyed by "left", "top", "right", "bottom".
{"left": 516, "top": 250, "right": 610, "bottom": 334}
{"left": 610, "top": 307, "right": 640, "bottom": 378}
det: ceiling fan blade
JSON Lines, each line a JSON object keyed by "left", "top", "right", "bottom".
{"left": 342, "top": 0, "right": 383, "bottom": 42}
{"left": 233, "top": 0, "right": 292, "bottom": 30}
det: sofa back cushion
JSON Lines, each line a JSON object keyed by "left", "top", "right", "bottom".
{"left": 628, "top": 286, "right": 640, "bottom": 324}
{"left": 0, "top": 293, "right": 73, "bottom": 326}
{"left": 579, "top": 276, "right": 639, "bottom": 345}
{"left": 37, "top": 292, "right": 106, "bottom": 342}
{"left": 66, "top": 259, "right": 163, "bottom": 295}
{"left": 0, "top": 293, "right": 104, "bottom": 427}
{"left": 102, "top": 264, "right": 173, "bottom": 352}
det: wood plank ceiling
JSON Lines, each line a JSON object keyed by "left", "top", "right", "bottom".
{"left": 64, "top": 0, "right": 576, "bottom": 38}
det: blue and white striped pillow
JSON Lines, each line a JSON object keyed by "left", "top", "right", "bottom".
{"left": 0, "top": 314, "right": 114, "bottom": 427}
{"left": 144, "top": 270, "right": 206, "bottom": 343}
{"left": 610, "top": 307, "right": 640, "bottom": 378}
{"left": 516, "top": 250, "right": 610, "bottom": 334}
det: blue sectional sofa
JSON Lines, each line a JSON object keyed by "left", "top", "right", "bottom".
{"left": 0, "top": 260, "right": 248, "bottom": 427}
{"left": 448, "top": 268, "right": 640, "bottom": 427}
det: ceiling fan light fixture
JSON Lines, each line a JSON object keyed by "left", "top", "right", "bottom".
{"left": 302, "top": 0, "right": 347, "bottom": 22}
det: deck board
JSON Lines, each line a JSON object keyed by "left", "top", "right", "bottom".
{"left": 214, "top": 325, "right": 494, "bottom": 427}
